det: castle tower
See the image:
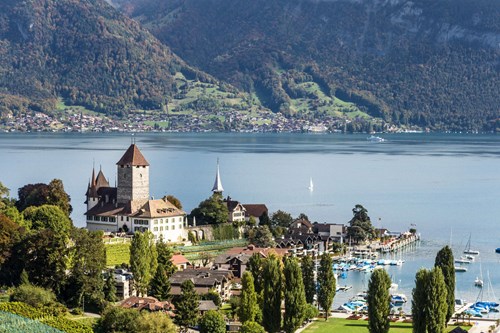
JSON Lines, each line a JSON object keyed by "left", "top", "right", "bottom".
{"left": 211, "top": 158, "right": 224, "bottom": 194}
{"left": 116, "top": 144, "right": 150, "bottom": 203}
{"left": 85, "top": 167, "right": 110, "bottom": 211}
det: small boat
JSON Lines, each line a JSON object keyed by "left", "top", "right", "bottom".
{"left": 455, "top": 258, "right": 472, "bottom": 264}
{"left": 391, "top": 294, "right": 407, "bottom": 304}
{"left": 475, "top": 277, "right": 484, "bottom": 288}
{"left": 308, "top": 177, "right": 314, "bottom": 191}
{"left": 495, "top": 248, "right": 500, "bottom": 254}
{"left": 367, "top": 135, "right": 386, "bottom": 142}
{"left": 455, "top": 266, "right": 468, "bottom": 272}
{"left": 464, "top": 254, "right": 475, "bottom": 261}
{"left": 464, "top": 234, "right": 480, "bottom": 255}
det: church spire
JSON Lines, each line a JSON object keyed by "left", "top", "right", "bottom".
{"left": 211, "top": 158, "right": 224, "bottom": 194}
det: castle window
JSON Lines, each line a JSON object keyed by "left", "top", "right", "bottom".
{"left": 179, "top": 224, "right": 182, "bottom": 229}
{"left": 172, "top": 225, "right": 175, "bottom": 230}
{"left": 160, "top": 227, "right": 163, "bottom": 231}
{"left": 166, "top": 226, "right": 169, "bottom": 230}
{"left": 154, "top": 227, "right": 158, "bottom": 231}
{"left": 154, "top": 220, "right": 158, "bottom": 225}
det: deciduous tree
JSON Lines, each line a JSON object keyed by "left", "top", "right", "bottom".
{"left": 262, "top": 254, "right": 282, "bottom": 333}
{"left": 284, "top": 257, "right": 307, "bottom": 333}
{"left": 190, "top": 193, "right": 228, "bottom": 224}
{"left": 246, "top": 253, "right": 264, "bottom": 293}
{"left": 130, "top": 231, "right": 158, "bottom": 296}
{"left": 301, "top": 255, "right": 316, "bottom": 304}
{"left": 23, "top": 205, "right": 72, "bottom": 236}
{"left": 367, "top": 269, "right": 391, "bottom": 333}
{"left": 240, "top": 321, "right": 266, "bottom": 333}
{"left": 317, "top": 252, "right": 336, "bottom": 321}
{"left": 435, "top": 246, "right": 455, "bottom": 325}
{"left": 199, "top": 310, "right": 225, "bottom": 333}
{"left": 16, "top": 179, "right": 72, "bottom": 215}
{"left": 239, "top": 271, "right": 258, "bottom": 323}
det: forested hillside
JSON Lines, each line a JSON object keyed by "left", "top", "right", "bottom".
{"left": 114, "top": 0, "right": 500, "bottom": 131}
{"left": 0, "top": 0, "right": 218, "bottom": 117}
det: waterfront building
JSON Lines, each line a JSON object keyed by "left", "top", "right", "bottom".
{"left": 85, "top": 144, "right": 186, "bottom": 242}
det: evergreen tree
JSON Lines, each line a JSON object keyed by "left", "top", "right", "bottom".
{"left": 130, "top": 231, "right": 158, "bottom": 296}
{"left": 435, "top": 245, "right": 455, "bottom": 325}
{"left": 301, "top": 255, "right": 316, "bottom": 304}
{"left": 284, "top": 257, "right": 307, "bottom": 333}
{"left": 426, "top": 267, "right": 448, "bottom": 333}
{"left": 317, "top": 252, "right": 336, "bottom": 321}
{"left": 262, "top": 254, "right": 282, "bottom": 333}
{"left": 150, "top": 263, "right": 171, "bottom": 301}
{"left": 103, "top": 271, "right": 117, "bottom": 303}
{"left": 238, "top": 271, "right": 258, "bottom": 323}
{"left": 199, "top": 310, "right": 226, "bottom": 333}
{"left": 367, "top": 269, "right": 391, "bottom": 333}
{"left": 175, "top": 280, "right": 199, "bottom": 333}
{"left": 412, "top": 269, "right": 429, "bottom": 333}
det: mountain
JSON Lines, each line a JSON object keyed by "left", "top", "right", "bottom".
{"left": 113, "top": 0, "right": 500, "bottom": 131}
{"left": 0, "top": 0, "right": 221, "bottom": 117}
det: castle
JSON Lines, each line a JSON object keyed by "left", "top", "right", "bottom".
{"left": 85, "top": 143, "right": 186, "bottom": 242}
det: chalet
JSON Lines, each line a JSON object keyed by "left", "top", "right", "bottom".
{"left": 313, "top": 222, "right": 345, "bottom": 244}
{"left": 169, "top": 269, "right": 234, "bottom": 301}
{"left": 224, "top": 196, "right": 246, "bottom": 223}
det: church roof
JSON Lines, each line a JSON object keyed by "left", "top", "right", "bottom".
{"left": 211, "top": 159, "right": 224, "bottom": 193}
{"left": 116, "top": 144, "right": 149, "bottom": 166}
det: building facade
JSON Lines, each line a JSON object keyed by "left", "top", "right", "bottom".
{"left": 85, "top": 144, "right": 186, "bottom": 242}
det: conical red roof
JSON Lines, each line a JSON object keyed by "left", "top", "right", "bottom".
{"left": 116, "top": 144, "right": 150, "bottom": 166}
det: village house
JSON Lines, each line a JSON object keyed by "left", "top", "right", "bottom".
{"left": 171, "top": 254, "right": 191, "bottom": 271}
{"left": 169, "top": 269, "right": 234, "bottom": 301}
{"left": 243, "top": 204, "right": 268, "bottom": 224}
{"left": 85, "top": 143, "right": 186, "bottom": 242}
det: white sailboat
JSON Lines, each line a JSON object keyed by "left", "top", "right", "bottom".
{"left": 308, "top": 177, "right": 314, "bottom": 191}
{"left": 464, "top": 233, "right": 480, "bottom": 255}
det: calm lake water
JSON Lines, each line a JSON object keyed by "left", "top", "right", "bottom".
{"left": 1, "top": 132, "right": 499, "bottom": 310}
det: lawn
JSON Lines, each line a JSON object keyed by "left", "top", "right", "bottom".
{"left": 303, "top": 318, "right": 470, "bottom": 333}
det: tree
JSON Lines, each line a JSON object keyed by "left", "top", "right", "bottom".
{"left": 240, "top": 321, "right": 266, "bottom": 333}
{"left": 95, "top": 306, "right": 140, "bottom": 333}
{"left": 23, "top": 205, "right": 72, "bottom": 236}
{"left": 202, "top": 288, "right": 222, "bottom": 307}
{"left": 246, "top": 253, "right": 264, "bottom": 294}
{"left": 150, "top": 263, "right": 171, "bottom": 301}
{"left": 64, "top": 228, "right": 107, "bottom": 309}
{"left": 271, "top": 210, "right": 293, "bottom": 228}
{"left": 367, "top": 269, "right": 391, "bottom": 333}
{"left": 1, "top": 206, "right": 28, "bottom": 229}
{"left": 175, "top": 280, "right": 199, "bottom": 332}
{"left": 284, "top": 257, "right": 307, "bottom": 333}
{"left": 435, "top": 246, "right": 455, "bottom": 325}
{"left": 346, "top": 204, "right": 376, "bottom": 243}
{"left": 248, "top": 225, "right": 276, "bottom": 248}
{"left": 304, "top": 304, "right": 319, "bottom": 321}
{"left": 190, "top": 192, "right": 229, "bottom": 224}
{"left": 317, "top": 252, "right": 336, "bottom": 321}
{"left": 301, "top": 255, "right": 316, "bottom": 304}
{"left": 412, "top": 267, "right": 448, "bottom": 333}
{"left": 412, "top": 269, "right": 429, "bottom": 333}
{"left": 104, "top": 271, "right": 117, "bottom": 303}
{"left": 130, "top": 231, "right": 158, "bottom": 296}
{"left": 262, "top": 254, "right": 282, "bottom": 333}
{"left": 0, "top": 181, "right": 9, "bottom": 198}
{"left": 156, "top": 237, "right": 176, "bottom": 277}
{"left": 199, "top": 310, "right": 226, "bottom": 333}
{"left": 16, "top": 179, "right": 72, "bottom": 215}
{"left": 239, "top": 271, "right": 258, "bottom": 323}
{"left": 137, "top": 312, "right": 177, "bottom": 333}
{"left": 0, "top": 213, "right": 22, "bottom": 266}
{"left": 10, "top": 284, "right": 57, "bottom": 308}
{"left": 165, "top": 195, "right": 183, "bottom": 210}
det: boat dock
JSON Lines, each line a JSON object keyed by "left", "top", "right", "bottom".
{"left": 377, "top": 232, "right": 420, "bottom": 253}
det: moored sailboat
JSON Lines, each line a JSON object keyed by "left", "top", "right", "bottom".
{"left": 464, "top": 234, "right": 480, "bottom": 255}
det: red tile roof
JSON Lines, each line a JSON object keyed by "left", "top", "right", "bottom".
{"left": 116, "top": 144, "right": 149, "bottom": 166}
{"left": 171, "top": 254, "right": 190, "bottom": 265}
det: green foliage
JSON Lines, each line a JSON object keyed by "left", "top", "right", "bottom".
{"left": 212, "top": 223, "right": 240, "bottom": 240}
{"left": 202, "top": 288, "right": 222, "bottom": 307}
{"left": 435, "top": 246, "right": 455, "bottom": 325}
{"left": 347, "top": 204, "right": 376, "bottom": 243}
{"left": 262, "top": 254, "right": 282, "bottom": 333}
{"left": 0, "top": 206, "right": 27, "bottom": 229}
{"left": 246, "top": 253, "right": 264, "bottom": 294}
{"left": 10, "top": 284, "right": 57, "bottom": 308}
{"left": 367, "top": 269, "right": 391, "bottom": 333}
{"left": 130, "top": 231, "right": 158, "bottom": 296}
{"left": 16, "top": 180, "right": 72, "bottom": 216}
{"left": 23, "top": 205, "right": 72, "bottom": 236}
{"left": 239, "top": 271, "right": 258, "bottom": 323}
{"left": 199, "top": 310, "right": 226, "bottom": 333}
{"left": 271, "top": 210, "right": 293, "bottom": 228}
{"left": 191, "top": 193, "right": 229, "bottom": 225}
{"left": 165, "top": 195, "right": 183, "bottom": 210}
{"left": 0, "top": 213, "right": 23, "bottom": 266}
{"left": 174, "top": 280, "right": 199, "bottom": 332}
{"left": 301, "top": 255, "right": 316, "bottom": 304}
{"left": 283, "top": 257, "right": 307, "bottom": 333}
{"left": 240, "top": 321, "right": 267, "bottom": 333}
{"left": 412, "top": 267, "right": 448, "bottom": 333}
{"left": 156, "top": 237, "right": 176, "bottom": 277}
{"left": 317, "top": 253, "right": 336, "bottom": 321}
{"left": 150, "top": 263, "right": 171, "bottom": 301}
{"left": 188, "top": 231, "right": 197, "bottom": 244}
{"left": 0, "top": 302, "right": 91, "bottom": 333}
{"left": 64, "top": 228, "right": 106, "bottom": 309}
{"left": 136, "top": 312, "right": 177, "bottom": 333}
{"left": 105, "top": 242, "right": 131, "bottom": 267}
{"left": 247, "top": 225, "right": 276, "bottom": 248}
{"left": 103, "top": 272, "right": 117, "bottom": 303}
{"left": 95, "top": 306, "right": 140, "bottom": 333}
{"left": 0, "top": 181, "right": 9, "bottom": 198}
{"left": 304, "top": 303, "right": 320, "bottom": 320}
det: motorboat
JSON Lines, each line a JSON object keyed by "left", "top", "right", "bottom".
{"left": 455, "top": 266, "right": 468, "bottom": 272}
{"left": 455, "top": 257, "right": 472, "bottom": 264}
{"left": 367, "top": 135, "right": 386, "bottom": 143}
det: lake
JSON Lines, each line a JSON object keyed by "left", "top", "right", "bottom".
{"left": 1, "top": 132, "right": 499, "bottom": 309}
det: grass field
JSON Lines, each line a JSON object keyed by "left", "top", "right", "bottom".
{"left": 303, "top": 318, "right": 470, "bottom": 333}
{"left": 105, "top": 243, "right": 130, "bottom": 267}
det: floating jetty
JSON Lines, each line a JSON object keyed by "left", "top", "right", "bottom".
{"left": 378, "top": 233, "right": 420, "bottom": 253}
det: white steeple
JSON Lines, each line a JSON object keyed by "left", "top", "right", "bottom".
{"left": 211, "top": 158, "right": 224, "bottom": 194}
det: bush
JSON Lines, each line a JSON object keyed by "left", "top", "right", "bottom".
{"left": 10, "top": 284, "right": 57, "bottom": 308}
